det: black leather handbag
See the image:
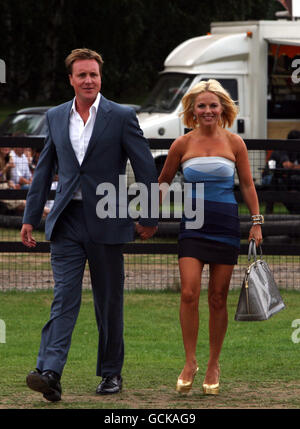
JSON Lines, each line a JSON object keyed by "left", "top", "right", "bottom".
{"left": 235, "top": 240, "right": 285, "bottom": 321}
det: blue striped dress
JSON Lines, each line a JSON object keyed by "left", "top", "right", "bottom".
{"left": 178, "top": 156, "right": 240, "bottom": 264}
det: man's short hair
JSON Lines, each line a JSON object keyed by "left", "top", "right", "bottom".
{"left": 65, "top": 48, "right": 104, "bottom": 75}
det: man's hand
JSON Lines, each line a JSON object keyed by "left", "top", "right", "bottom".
{"left": 21, "top": 224, "right": 37, "bottom": 248}
{"left": 135, "top": 224, "right": 158, "bottom": 240}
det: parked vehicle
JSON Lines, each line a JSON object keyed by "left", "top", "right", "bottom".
{"left": 0, "top": 107, "right": 51, "bottom": 137}
{"left": 0, "top": 104, "right": 141, "bottom": 137}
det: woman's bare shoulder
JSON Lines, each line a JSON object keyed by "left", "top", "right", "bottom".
{"left": 226, "top": 131, "right": 247, "bottom": 154}
{"left": 169, "top": 133, "right": 191, "bottom": 154}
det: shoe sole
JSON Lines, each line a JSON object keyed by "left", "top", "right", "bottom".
{"left": 96, "top": 389, "right": 122, "bottom": 395}
{"left": 176, "top": 386, "right": 192, "bottom": 394}
{"left": 96, "top": 386, "right": 122, "bottom": 395}
{"left": 26, "top": 373, "right": 61, "bottom": 402}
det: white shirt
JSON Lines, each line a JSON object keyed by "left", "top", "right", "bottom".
{"left": 69, "top": 92, "right": 101, "bottom": 199}
{"left": 10, "top": 151, "right": 32, "bottom": 185}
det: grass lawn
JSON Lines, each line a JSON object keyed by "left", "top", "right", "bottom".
{"left": 0, "top": 289, "right": 300, "bottom": 409}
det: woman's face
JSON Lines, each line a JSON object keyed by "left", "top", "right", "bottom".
{"left": 193, "top": 91, "right": 223, "bottom": 126}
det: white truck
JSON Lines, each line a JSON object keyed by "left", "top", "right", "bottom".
{"left": 132, "top": 16, "right": 300, "bottom": 183}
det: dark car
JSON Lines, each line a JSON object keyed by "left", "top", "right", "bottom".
{"left": 0, "top": 106, "right": 51, "bottom": 136}
{"left": 0, "top": 104, "right": 140, "bottom": 137}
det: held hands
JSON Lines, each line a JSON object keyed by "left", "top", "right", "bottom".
{"left": 135, "top": 223, "right": 158, "bottom": 240}
{"left": 21, "top": 223, "right": 158, "bottom": 246}
{"left": 20, "top": 224, "right": 37, "bottom": 248}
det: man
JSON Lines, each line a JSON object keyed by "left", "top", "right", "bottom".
{"left": 282, "top": 130, "right": 300, "bottom": 173}
{"left": 280, "top": 129, "right": 300, "bottom": 213}
{"left": 263, "top": 129, "right": 300, "bottom": 213}
{"left": 21, "top": 48, "right": 158, "bottom": 402}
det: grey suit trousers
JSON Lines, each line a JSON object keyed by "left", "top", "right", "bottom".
{"left": 36, "top": 200, "right": 125, "bottom": 377}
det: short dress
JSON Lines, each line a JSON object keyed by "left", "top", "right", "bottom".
{"left": 178, "top": 156, "right": 240, "bottom": 265}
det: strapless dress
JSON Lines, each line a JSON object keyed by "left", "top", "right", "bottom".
{"left": 178, "top": 156, "right": 240, "bottom": 265}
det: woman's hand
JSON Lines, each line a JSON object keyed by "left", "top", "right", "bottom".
{"left": 248, "top": 224, "right": 263, "bottom": 248}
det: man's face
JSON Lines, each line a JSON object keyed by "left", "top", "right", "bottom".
{"left": 14, "top": 148, "right": 24, "bottom": 156}
{"left": 69, "top": 59, "right": 101, "bottom": 105}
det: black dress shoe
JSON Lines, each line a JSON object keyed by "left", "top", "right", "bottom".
{"left": 96, "top": 375, "right": 122, "bottom": 395}
{"left": 26, "top": 369, "right": 62, "bottom": 402}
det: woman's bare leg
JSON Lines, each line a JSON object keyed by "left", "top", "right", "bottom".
{"left": 204, "top": 263, "right": 234, "bottom": 384}
{"left": 178, "top": 257, "right": 204, "bottom": 381}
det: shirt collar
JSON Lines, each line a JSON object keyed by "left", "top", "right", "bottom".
{"left": 70, "top": 92, "right": 101, "bottom": 116}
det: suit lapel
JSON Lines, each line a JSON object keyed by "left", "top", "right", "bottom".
{"left": 60, "top": 100, "right": 80, "bottom": 167}
{"left": 82, "top": 95, "right": 112, "bottom": 164}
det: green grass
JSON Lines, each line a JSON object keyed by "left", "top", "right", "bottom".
{"left": 0, "top": 289, "right": 300, "bottom": 409}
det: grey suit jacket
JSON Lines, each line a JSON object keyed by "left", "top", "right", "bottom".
{"left": 23, "top": 95, "right": 158, "bottom": 243}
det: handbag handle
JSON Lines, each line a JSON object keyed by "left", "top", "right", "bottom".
{"left": 248, "top": 239, "right": 262, "bottom": 261}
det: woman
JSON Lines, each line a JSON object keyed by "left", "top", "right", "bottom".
{"left": 158, "top": 79, "right": 263, "bottom": 395}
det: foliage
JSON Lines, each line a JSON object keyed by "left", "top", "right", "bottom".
{"left": 0, "top": 0, "right": 283, "bottom": 104}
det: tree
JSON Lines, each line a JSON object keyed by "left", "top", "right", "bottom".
{"left": 0, "top": 0, "right": 284, "bottom": 104}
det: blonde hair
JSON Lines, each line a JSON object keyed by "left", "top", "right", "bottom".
{"left": 65, "top": 48, "right": 104, "bottom": 75}
{"left": 180, "top": 79, "right": 238, "bottom": 129}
